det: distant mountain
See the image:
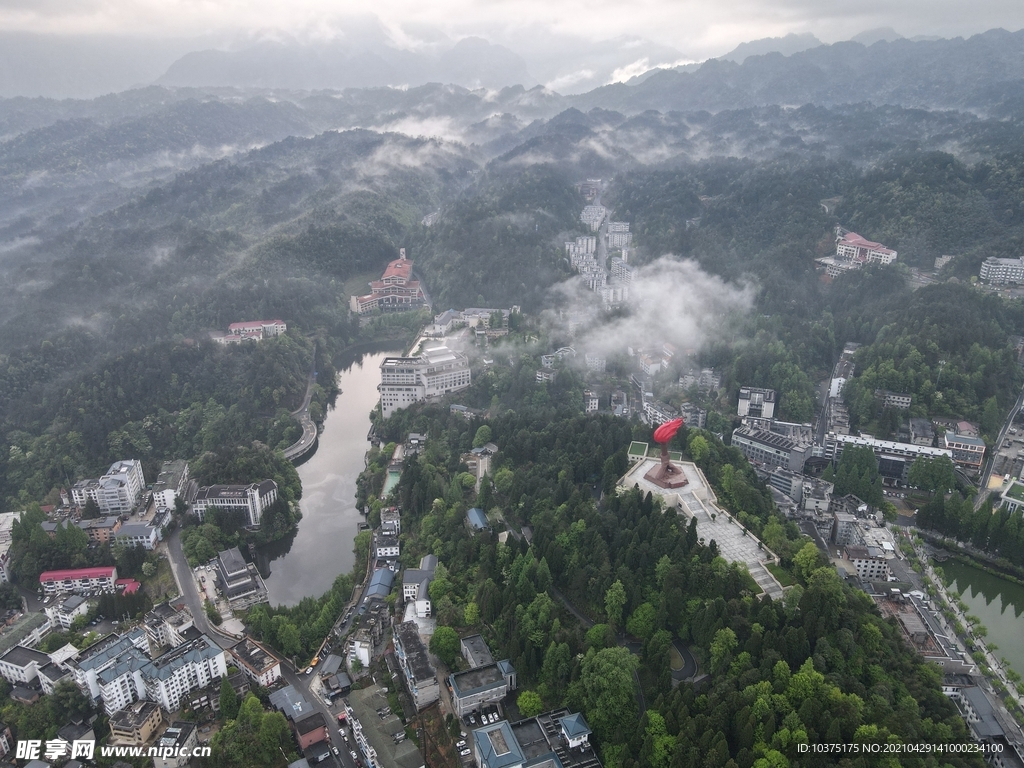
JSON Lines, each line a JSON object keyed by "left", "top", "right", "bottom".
{"left": 851, "top": 27, "right": 904, "bottom": 45}
{"left": 157, "top": 36, "right": 532, "bottom": 91}
{"left": 721, "top": 32, "right": 824, "bottom": 63}
{"left": 571, "top": 29, "right": 1024, "bottom": 115}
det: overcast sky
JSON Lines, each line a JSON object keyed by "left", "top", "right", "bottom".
{"left": 2, "top": 0, "right": 1023, "bottom": 61}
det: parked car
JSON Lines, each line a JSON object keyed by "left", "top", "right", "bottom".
{"left": 460, "top": 749, "right": 471, "bottom": 756}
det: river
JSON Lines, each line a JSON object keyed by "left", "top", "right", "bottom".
{"left": 257, "top": 344, "right": 401, "bottom": 606}
{"left": 941, "top": 558, "right": 1024, "bottom": 678}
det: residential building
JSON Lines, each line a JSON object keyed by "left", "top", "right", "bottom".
{"left": 844, "top": 545, "right": 891, "bottom": 581}
{"left": 731, "top": 427, "right": 810, "bottom": 473}
{"left": 109, "top": 700, "right": 162, "bottom": 746}
{"left": 379, "top": 345, "right": 471, "bottom": 417}
{"left": 461, "top": 635, "right": 495, "bottom": 669}
{"left": 350, "top": 629, "right": 372, "bottom": 669}
{"left": 96, "top": 460, "right": 146, "bottom": 515}
{"left": 39, "top": 566, "right": 118, "bottom": 596}
{"left": 449, "top": 660, "right": 516, "bottom": 717}
{"left": 909, "top": 418, "right": 936, "bottom": 446}
{"left": 581, "top": 205, "right": 606, "bottom": 231}
{"left": 979, "top": 256, "right": 1024, "bottom": 285}
{"left": 943, "top": 431, "right": 986, "bottom": 471}
{"left": 643, "top": 400, "right": 678, "bottom": 426}
{"left": 585, "top": 353, "right": 607, "bottom": 372}
{"left": 350, "top": 251, "right": 428, "bottom": 314}
{"left": 214, "top": 547, "right": 261, "bottom": 600}
{"left": 536, "top": 369, "right": 556, "bottom": 383}
{"left": 831, "top": 512, "right": 860, "bottom": 546}
{"left": 824, "top": 433, "right": 951, "bottom": 464}
{"left": 152, "top": 460, "right": 190, "bottom": 509}
{"left": 144, "top": 602, "right": 195, "bottom": 651}
{"left": 115, "top": 523, "right": 159, "bottom": 551}
{"left": 192, "top": 480, "right": 278, "bottom": 527}
{"left": 402, "top": 554, "right": 437, "bottom": 602}
{"left": 380, "top": 507, "right": 402, "bottom": 536}
{"left": 0, "top": 645, "right": 51, "bottom": 685}
{"left": 768, "top": 467, "right": 804, "bottom": 503}
{"left": 583, "top": 390, "right": 600, "bottom": 413}
{"left": 606, "top": 223, "right": 632, "bottom": 249}
{"left": 153, "top": 722, "right": 198, "bottom": 768}
{"left": 737, "top": 387, "right": 776, "bottom": 419}
{"left": 999, "top": 481, "right": 1024, "bottom": 515}
{"left": 211, "top": 319, "right": 288, "bottom": 344}
{"left": 801, "top": 478, "right": 834, "bottom": 515}
{"left": 38, "top": 661, "right": 72, "bottom": 694}
{"left": 0, "top": 612, "right": 52, "bottom": 651}
{"left": 471, "top": 710, "right": 597, "bottom": 768}
{"left": 393, "top": 622, "right": 439, "bottom": 710}
{"left": 230, "top": 638, "right": 282, "bottom": 688}
{"left": 679, "top": 402, "right": 707, "bottom": 429}
{"left": 77, "top": 516, "right": 122, "bottom": 544}
{"left": 45, "top": 595, "right": 91, "bottom": 631}
{"left": 0, "top": 512, "right": 19, "bottom": 583}
{"left": 269, "top": 685, "right": 316, "bottom": 722}
{"left": 295, "top": 713, "right": 329, "bottom": 751}
{"left": 68, "top": 630, "right": 150, "bottom": 708}
{"left": 70, "top": 479, "right": 100, "bottom": 508}
{"left": 141, "top": 635, "right": 228, "bottom": 713}
{"left": 0, "top": 722, "right": 12, "bottom": 760}
{"left": 374, "top": 534, "right": 400, "bottom": 560}
{"left": 875, "top": 389, "right": 912, "bottom": 409}
{"left": 188, "top": 670, "right": 248, "bottom": 714}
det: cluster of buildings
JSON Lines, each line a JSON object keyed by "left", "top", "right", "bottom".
{"left": 209, "top": 319, "right": 288, "bottom": 345}
{"left": 730, "top": 388, "right": 815, "bottom": 473}
{"left": 580, "top": 205, "right": 606, "bottom": 231}
{"left": 564, "top": 221, "right": 635, "bottom": 308}
{"left": 71, "top": 460, "right": 146, "bottom": 516}
{"left": 350, "top": 250, "right": 428, "bottom": 314}
{"left": 427, "top": 306, "right": 517, "bottom": 341}
{"left": 0, "top": 596, "right": 288, "bottom": 755}
{"left": 816, "top": 228, "right": 898, "bottom": 278}
{"left": 379, "top": 344, "right": 472, "bottom": 418}
{"left": 470, "top": 709, "right": 598, "bottom": 768}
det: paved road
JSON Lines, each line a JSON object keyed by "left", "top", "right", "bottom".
{"left": 283, "top": 361, "right": 319, "bottom": 462}
{"left": 976, "top": 379, "right": 1024, "bottom": 510}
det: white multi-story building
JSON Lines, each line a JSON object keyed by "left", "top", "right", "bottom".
{"left": 115, "top": 523, "right": 159, "bottom": 551}
{"left": 979, "top": 257, "right": 1024, "bottom": 285}
{"left": 144, "top": 602, "right": 195, "bottom": 651}
{"left": 96, "top": 460, "right": 146, "bottom": 515}
{"left": 844, "top": 545, "right": 890, "bottom": 581}
{"left": 68, "top": 630, "right": 151, "bottom": 713}
{"left": 835, "top": 232, "right": 897, "bottom": 265}
{"left": 379, "top": 345, "right": 471, "bottom": 418}
{"left": 192, "top": 480, "right": 278, "bottom": 527}
{"left": 39, "top": 565, "right": 118, "bottom": 595}
{"left": 70, "top": 479, "right": 100, "bottom": 508}
{"left": 824, "top": 432, "right": 952, "bottom": 463}
{"left": 737, "top": 387, "right": 776, "bottom": 419}
{"left": 45, "top": 595, "right": 91, "bottom": 631}
{"left": 230, "top": 638, "right": 282, "bottom": 688}
{"left": 581, "top": 205, "right": 606, "bottom": 231}
{"left": 583, "top": 390, "right": 600, "bottom": 413}
{"left": 0, "top": 646, "right": 51, "bottom": 685}
{"left": 152, "top": 460, "right": 190, "bottom": 509}
{"left": 143, "top": 636, "right": 228, "bottom": 713}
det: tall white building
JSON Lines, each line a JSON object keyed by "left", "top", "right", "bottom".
{"left": 152, "top": 460, "right": 190, "bottom": 509}
{"left": 379, "top": 345, "right": 471, "bottom": 418}
{"left": 85, "top": 460, "right": 146, "bottom": 515}
{"left": 979, "top": 257, "right": 1024, "bottom": 285}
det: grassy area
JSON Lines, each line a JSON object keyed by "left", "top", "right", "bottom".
{"left": 342, "top": 269, "right": 383, "bottom": 302}
{"left": 669, "top": 643, "right": 685, "bottom": 672}
{"left": 766, "top": 562, "right": 797, "bottom": 587}
{"left": 143, "top": 555, "right": 178, "bottom": 602}
{"left": 1005, "top": 481, "right": 1024, "bottom": 501}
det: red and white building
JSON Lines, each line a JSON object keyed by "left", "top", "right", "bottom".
{"left": 210, "top": 319, "right": 287, "bottom": 345}
{"left": 835, "top": 231, "right": 898, "bottom": 265}
{"left": 350, "top": 250, "right": 428, "bottom": 314}
{"left": 39, "top": 566, "right": 118, "bottom": 595}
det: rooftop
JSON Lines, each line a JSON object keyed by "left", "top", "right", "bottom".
{"left": 450, "top": 662, "right": 507, "bottom": 696}
{"left": 394, "top": 621, "right": 434, "bottom": 682}
{"left": 0, "top": 645, "right": 50, "bottom": 668}
{"left": 218, "top": 547, "right": 248, "bottom": 576}
{"left": 269, "top": 685, "right": 315, "bottom": 721}
{"left": 39, "top": 566, "right": 116, "bottom": 582}
{"left": 231, "top": 638, "right": 279, "bottom": 674}
{"left": 109, "top": 700, "right": 160, "bottom": 732}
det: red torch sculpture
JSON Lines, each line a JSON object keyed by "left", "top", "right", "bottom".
{"left": 644, "top": 417, "right": 689, "bottom": 489}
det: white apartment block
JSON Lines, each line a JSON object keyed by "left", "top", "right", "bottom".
{"left": 45, "top": 595, "right": 91, "bottom": 631}
{"left": 143, "top": 637, "right": 228, "bottom": 713}
{"left": 152, "top": 460, "right": 190, "bottom": 509}
{"left": 192, "top": 480, "right": 278, "bottom": 527}
{"left": 581, "top": 206, "right": 606, "bottom": 231}
{"left": 0, "top": 646, "right": 51, "bottom": 685}
{"left": 583, "top": 390, "right": 600, "bottom": 413}
{"left": 844, "top": 545, "right": 891, "bottom": 581}
{"left": 379, "top": 345, "right": 471, "bottom": 418}
{"left": 97, "top": 460, "right": 146, "bottom": 515}
{"left": 230, "top": 638, "right": 282, "bottom": 688}
{"left": 737, "top": 387, "right": 776, "bottom": 419}
{"left": 979, "top": 257, "right": 1024, "bottom": 285}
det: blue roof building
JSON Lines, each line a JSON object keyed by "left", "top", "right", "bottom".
{"left": 467, "top": 508, "right": 489, "bottom": 531}
{"left": 365, "top": 568, "right": 395, "bottom": 600}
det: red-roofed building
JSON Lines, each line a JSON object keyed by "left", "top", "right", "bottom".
{"left": 211, "top": 320, "right": 286, "bottom": 345}
{"left": 350, "top": 249, "right": 428, "bottom": 314}
{"left": 116, "top": 578, "right": 141, "bottom": 595}
{"left": 39, "top": 566, "right": 118, "bottom": 595}
{"left": 836, "top": 232, "right": 897, "bottom": 265}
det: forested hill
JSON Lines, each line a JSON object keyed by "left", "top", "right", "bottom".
{"left": 571, "top": 29, "right": 1024, "bottom": 115}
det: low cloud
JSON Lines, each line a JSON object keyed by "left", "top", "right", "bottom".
{"left": 546, "top": 255, "right": 754, "bottom": 358}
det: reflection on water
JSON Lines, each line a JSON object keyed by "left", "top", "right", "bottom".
{"left": 942, "top": 558, "right": 1024, "bottom": 678}
{"left": 258, "top": 344, "right": 401, "bottom": 607}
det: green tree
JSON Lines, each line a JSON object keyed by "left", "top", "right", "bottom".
{"left": 473, "top": 425, "right": 493, "bottom": 448}
{"left": 793, "top": 541, "right": 824, "bottom": 581}
{"left": 709, "top": 627, "right": 738, "bottom": 674}
{"left": 517, "top": 690, "right": 544, "bottom": 718}
{"left": 464, "top": 601, "right": 480, "bottom": 625}
{"left": 430, "top": 626, "right": 460, "bottom": 668}
{"left": 220, "top": 675, "right": 240, "bottom": 721}
{"left": 604, "top": 580, "right": 626, "bottom": 629}
{"left": 688, "top": 433, "right": 710, "bottom": 463}
{"left": 626, "top": 602, "right": 658, "bottom": 641}
{"left": 81, "top": 498, "right": 101, "bottom": 519}
{"left": 569, "top": 646, "right": 639, "bottom": 744}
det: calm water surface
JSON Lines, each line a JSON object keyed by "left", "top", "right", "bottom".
{"left": 942, "top": 558, "right": 1024, "bottom": 678}
{"left": 259, "top": 346, "right": 399, "bottom": 606}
